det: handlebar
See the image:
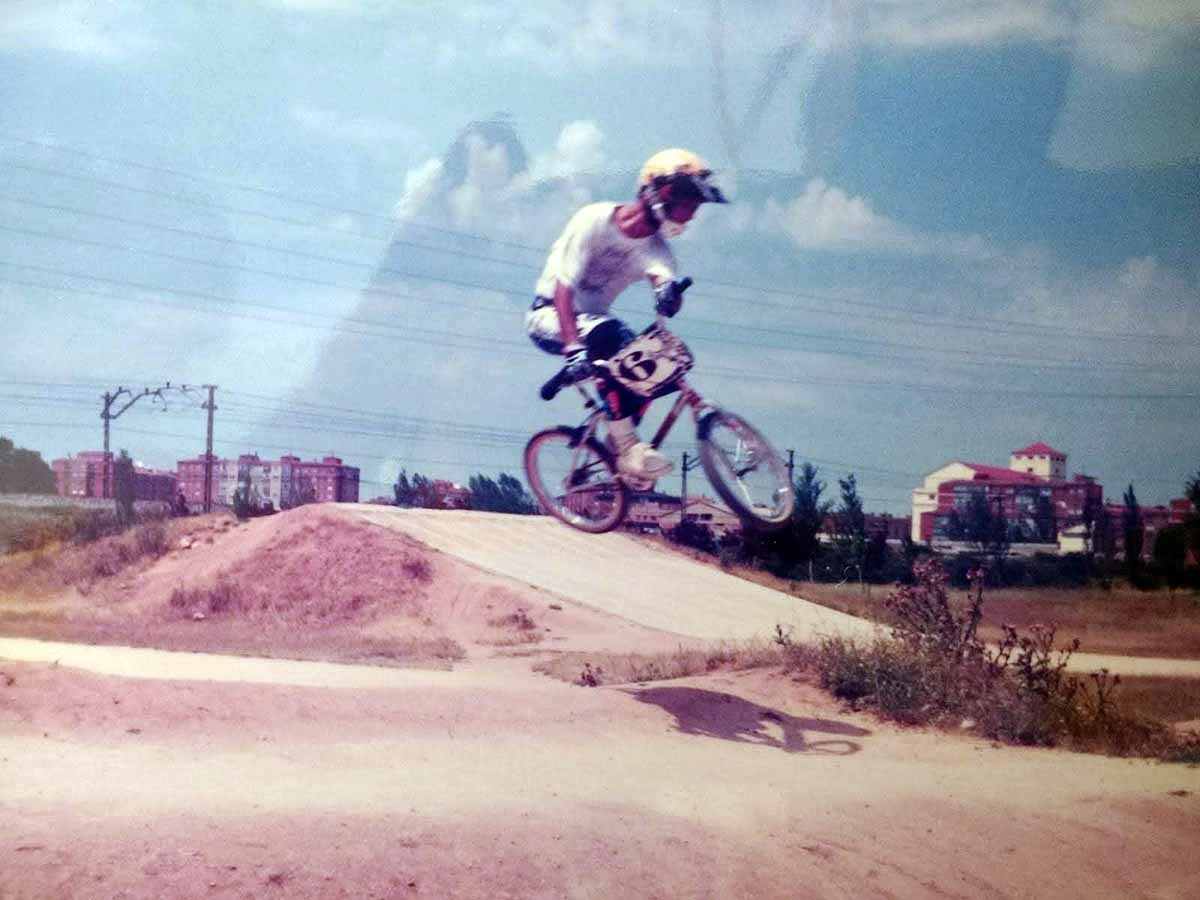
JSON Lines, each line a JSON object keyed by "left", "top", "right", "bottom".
{"left": 539, "top": 277, "right": 692, "bottom": 401}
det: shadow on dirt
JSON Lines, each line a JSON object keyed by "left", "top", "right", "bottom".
{"left": 625, "top": 686, "right": 870, "bottom": 755}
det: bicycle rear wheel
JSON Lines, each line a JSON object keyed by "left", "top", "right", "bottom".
{"left": 524, "top": 427, "right": 629, "bottom": 533}
{"left": 697, "top": 410, "right": 794, "bottom": 530}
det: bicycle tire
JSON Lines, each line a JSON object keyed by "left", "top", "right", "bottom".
{"left": 697, "top": 409, "right": 794, "bottom": 530}
{"left": 524, "top": 427, "right": 629, "bottom": 534}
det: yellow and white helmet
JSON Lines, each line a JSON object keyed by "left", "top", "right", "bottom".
{"left": 637, "top": 148, "right": 727, "bottom": 205}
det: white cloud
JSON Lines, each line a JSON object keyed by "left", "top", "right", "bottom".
{"left": 0, "top": 1, "right": 154, "bottom": 61}
{"left": 1072, "top": 0, "right": 1200, "bottom": 73}
{"left": 864, "top": 1, "right": 1070, "bottom": 49}
{"left": 862, "top": 1, "right": 1198, "bottom": 73}
{"left": 765, "top": 179, "right": 995, "bottom": 259}
{"left": 1004, "top": 253, "right": 1200, "bottom": 339}
{"left": 392, "top": 121, "right": 604, "bottom": 243}
{"left": 528, "top": 120, "right": 606, "bottom": 181}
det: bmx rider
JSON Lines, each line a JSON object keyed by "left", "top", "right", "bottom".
{"left": 525, "top": 148, "right": 728, "bottom": 483}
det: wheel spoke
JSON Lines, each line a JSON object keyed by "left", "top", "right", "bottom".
{"left": 525, "top": 429, "right": 627, "bottom": 533}
{"left": 699, "top": 411, "right": 794, "bottom": 528}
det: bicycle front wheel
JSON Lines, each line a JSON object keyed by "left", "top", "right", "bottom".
{"left": 697, "top": 410, "right": 794, "bottom": 530}
{"left": 524, "top": 427, "right": 629, "bottom": 534}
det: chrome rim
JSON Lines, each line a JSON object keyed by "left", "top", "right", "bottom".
{"left": 705, "top": 415, "right": 793, "bottom": 523}
{"left": 527, "top": 431, "right": 624, "bottom": 530}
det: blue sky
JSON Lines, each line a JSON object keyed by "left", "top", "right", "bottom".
{"left": 1, "top": 0, "right": 1197, "bottom": 514}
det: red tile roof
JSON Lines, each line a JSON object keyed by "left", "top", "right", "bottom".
{"left": 1012, "top": 442, "right": 1065, "bottom": 457}
{"left": 962, "top": 463, "right": 1049, "bottom": 484}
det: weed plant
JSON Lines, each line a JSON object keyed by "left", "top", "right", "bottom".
{"left": 778, "top": 559, "right": 1188, "bottom": 758}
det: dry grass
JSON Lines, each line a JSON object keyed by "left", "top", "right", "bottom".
{"left": 534, "top": 639, "right": 783, "bottom": 686}
{"left": 479, "top": 607, "right": 544, "bottom": 646}
{"left": 723, "top": 566, "right": 1200, "bottom": 659}
{"left": 771, "top": 560, "right": 1200, "bottom": 760}
{"left": 0, "top": 518, "right": 175, "bottom": 598}
{"left": 1113, "top": 676, "right": 1200, "bottom": 724}
{"left": 0, "top": 509, "right": 466, "bottom": 668}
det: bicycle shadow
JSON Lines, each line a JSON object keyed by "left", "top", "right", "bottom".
{"left": 624, "top": 686, "right": 869, "bottom": 755}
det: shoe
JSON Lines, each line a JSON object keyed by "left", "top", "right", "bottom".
{"left": 606, "top": 417, "right": 674, "bottom": 481}
{"left": 618, "top": 441, "right": 674, "bottom": 480}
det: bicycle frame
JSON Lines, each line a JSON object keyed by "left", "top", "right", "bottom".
{"left": 567, "top": 370, "right": 711, "bottom": 477}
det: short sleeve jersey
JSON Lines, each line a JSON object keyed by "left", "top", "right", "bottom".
{"left": 535, "top": 202, "right": 675, "bottom": 316}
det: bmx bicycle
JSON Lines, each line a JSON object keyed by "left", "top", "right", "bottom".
{"left": 524, "top": 278, "right": 795, "bottom": 534}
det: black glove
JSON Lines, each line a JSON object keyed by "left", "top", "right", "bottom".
{"left": 654, "top": 280, "right": 684, "bottom": 318}
{"left": 562, "top": 342, "right": 592, "bottom": 383}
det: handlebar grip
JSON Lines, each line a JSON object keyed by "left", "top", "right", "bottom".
{"left": 540, "top": 367, "right": 569, "bottom": 401}
{"left": 678, "top": 276, "right": 692, "bottom": 292}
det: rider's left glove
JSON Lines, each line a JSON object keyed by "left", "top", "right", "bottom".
{"left": 654, "top": 280, "right": 684, "bottom": 318}
{"left": 562, "top": 342, "right": 593, "bottom": 383}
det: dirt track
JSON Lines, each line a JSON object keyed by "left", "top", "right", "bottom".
{"left": 3, "top": 507, "right": 1200, "bottom": 898}
{"left": 3, "top": 643, "right": 1199, "bottom": 899}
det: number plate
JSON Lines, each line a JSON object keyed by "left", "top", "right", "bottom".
{"left": 608, "top": 326, "right": 694, "bottom": 397}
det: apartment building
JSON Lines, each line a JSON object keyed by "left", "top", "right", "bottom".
{"left": 176, "top": 453, "right": 360, "bottom": 511}
{"left": 52, "top": 451, "right": 177, "bottom": 502}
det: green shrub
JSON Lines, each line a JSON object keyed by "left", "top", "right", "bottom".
{"left": 780, "top": 559, "right": 1198, "bottom": 757}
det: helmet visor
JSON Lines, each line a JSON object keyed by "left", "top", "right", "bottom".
{"left": 654, "top": 171, "right": 728, "bottom": 204}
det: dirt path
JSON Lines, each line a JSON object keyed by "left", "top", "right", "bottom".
{"left": 3, "top": 640, "right": 1199, "bottom": 899}
{"left": 4, "top": 507, "right": 1200, "bottom": 898}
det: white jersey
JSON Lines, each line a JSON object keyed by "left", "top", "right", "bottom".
{"left": 534, "top": 202, "right": 675, "bottom": 315}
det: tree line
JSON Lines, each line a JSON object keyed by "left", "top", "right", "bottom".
{"left": 671, "top": 464, "right": 1200, "bottom": 592}
{"left": 392, "top": 470, "right": 537, "bottom": 515}
{"left": 0, "top": 436, "right": 56, "bottom": 494}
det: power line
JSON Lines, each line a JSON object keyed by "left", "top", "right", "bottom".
{"left": 5, "top": 218, "right": 1186, "bottom": 376}
{"left": 5, "top": 269, "right": 1197, "bottom": 401}
{"left": 0, "top": 132, "right": 546, "bottom": 255}
{"left": 5, "top": 151, "right": 1197, "bottom": 346}
{"left": 2, "top": 159, "right": 536, "bottom": 271}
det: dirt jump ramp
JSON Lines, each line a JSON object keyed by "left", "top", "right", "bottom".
{"left": 342, "top": 505, "right": 877, "bottom": 644}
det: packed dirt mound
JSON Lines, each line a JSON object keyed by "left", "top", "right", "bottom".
{"left": 158, "top": 508, "right": 435, "bottom": 624}
{"left": 0, "top": 505, "right": 694, "bottom": 665}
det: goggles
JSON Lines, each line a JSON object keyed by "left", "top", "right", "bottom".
{"left": 649, "top": 170, "right": 728, "bottom": 205}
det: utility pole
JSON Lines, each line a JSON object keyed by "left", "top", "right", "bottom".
{"left": 786, "top": 449, "right": 795, "bottom": 484}
{"left": 680, "top": 450, "right": 701, "bottom": 524}
{"left": 201, "top": 385, "right": 217, "bottom": 513}
{"left": 100, "top": 383, "right": 176, "bottom": 499}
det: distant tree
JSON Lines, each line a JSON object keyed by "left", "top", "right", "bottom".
{"left": 1081, "top": 493, "right": 1103, "bottom": 564}
{"left": 391, "top": 469, "right": 441, "bottom": 508}
{"left": 396, "top": 472, "right": 420, "bottom": 508}
{"left": 1093, "top": 502, "right": 1117, "bottom": 589}
{"left": 943, "top": 508, "right": 967, "bottom": 541}
{"left": 863, "top": 528, "right": 889, "bottom": 582}
{"left": 961, "top": 492, "right": 1008, "bottom": 560}
{"left": 742, "top": 462, "right": 831, "bottom": 578}
{"left": 899, "top": 532, "right": 925, "bottom": 582}
{"left": 1122, "top": 484, "right": 1145, "bottom": 581}
{"left": 835, "top": 474, "right": 866, "bottom": 583}
{"left": 112, "top": 450, "right": 136, "bottom": 527}
{"left": 0, "top": 436, "right": 56, "bottom": 494}
{"left": 668, "top": 519, "right": 717, "bottom": 555}
{"left": 1153, "top": 526, "right": 1189, "bottom": 593}
{"left": 282, "top": 473, "right": 317, "bottom": 510}
{"left": 1034, "top": 492, "right": 1057, "bottom": 543}
{"left": 1186, "top": 470, "right": 1200, "bottom": 566}
{"left": 467, "top": 472, "right": 536, "bottom": 515}
{"left": 232, "top": 470, "right": 264, "bottom": 520}
{"left": 792, "top": 463, "right": 831, "bottom": 576}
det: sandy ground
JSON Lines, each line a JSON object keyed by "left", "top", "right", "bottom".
{"left": 3, "top": 647, "right": 1199, "bottom": 900}
{"left": 3, "top": 506, "right": 1200, "bottom": 899}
